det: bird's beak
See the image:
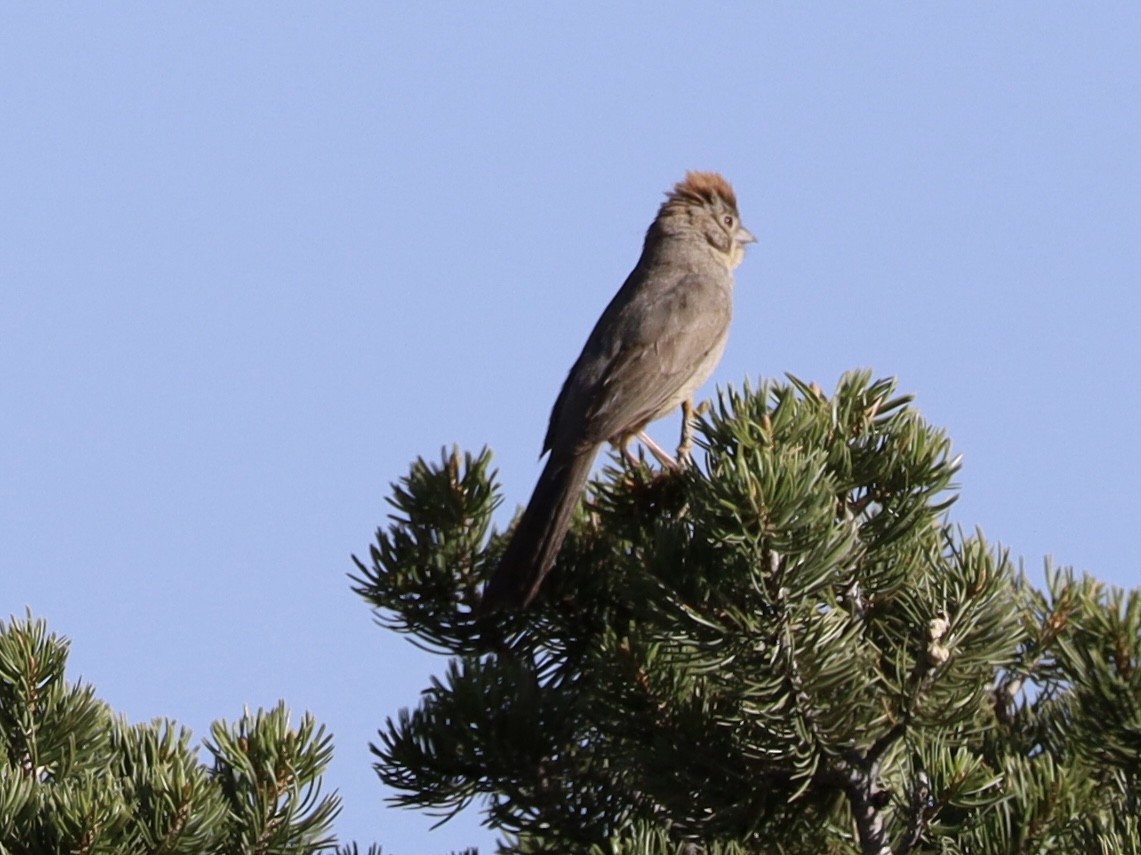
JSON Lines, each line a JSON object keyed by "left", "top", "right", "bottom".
{"left": 736, "top": 224, "right": 757, "bottom": 245}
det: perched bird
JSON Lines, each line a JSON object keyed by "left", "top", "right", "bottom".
{"left": 480, "top": 172, "right": 755, "bottom": 611}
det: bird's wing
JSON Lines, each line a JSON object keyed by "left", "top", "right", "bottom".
{"left": 546, "top": 271, "right": 731, "bottom": 454}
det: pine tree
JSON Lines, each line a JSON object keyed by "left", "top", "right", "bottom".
{"left": 0, "top": 613, "right": 341, "bottom": 854}
{"left": 353, "top": 372, "right": 1141, "bottom": 854}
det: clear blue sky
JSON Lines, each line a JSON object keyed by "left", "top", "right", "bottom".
{"left": 3, "top": 5, "right": 1139, "bottom": 852}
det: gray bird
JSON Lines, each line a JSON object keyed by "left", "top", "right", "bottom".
{"left": 480, "top": 172, "right": 755, "bottom": 611}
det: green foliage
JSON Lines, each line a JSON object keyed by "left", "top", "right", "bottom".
{"left": 0, "top": 613, "right": 341, "bottom": 855}
{"left": 354, "top": 372, "right": 1141, "bottom": 854}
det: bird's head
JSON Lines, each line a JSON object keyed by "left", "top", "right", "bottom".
{"left": 659, "top": 171, "right": 756, "bottom": 269}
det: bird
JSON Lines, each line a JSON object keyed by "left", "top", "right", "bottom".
{"left": 479, "top": 171, "right": 755, "bottom": 611}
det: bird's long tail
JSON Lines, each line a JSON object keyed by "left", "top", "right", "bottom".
{"left": 480, "top": 449, "right": 596, "bottom": 611}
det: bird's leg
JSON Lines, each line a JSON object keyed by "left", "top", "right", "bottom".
{"left": 617, "top": 436, "right": 641, "bottom": 469}
{"left": 678, "top": 399, "right": 709, "bottom": 462}
{"left": 678, "top": 399, "right": 696, "bottom": 462}
{"left": 636, "top": 430, "right": 678, "bottom": 469}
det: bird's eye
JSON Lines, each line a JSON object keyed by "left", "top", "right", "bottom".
{"left": 723, "top": 215, "right": 734, "bottom": 228}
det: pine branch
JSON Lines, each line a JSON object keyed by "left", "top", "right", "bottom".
{"left": 0, "top": 613, "right": 344, "bottom": 855}
{"left": 357, "top": 373, "right": 1139, "bottom": 853}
